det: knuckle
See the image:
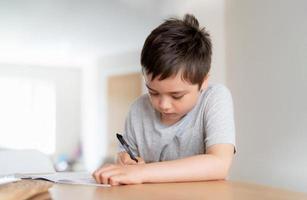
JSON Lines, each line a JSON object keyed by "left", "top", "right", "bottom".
{"left": 109, "top": 176, "right": 116, "bottom": 182}
{"left": 93, "top": 171, "right": 99, "bottom": 177}
{"left": 99, "top": 173, "right": 105, "bottom": 179}
{"left": 105, "top": 164, "right": 115, "bottom": 169}
{"left": 109, "top": 177, "right": 118, "bottom": 186}
{"left": 101, "top": 174, "right": 108, "bottom": 184}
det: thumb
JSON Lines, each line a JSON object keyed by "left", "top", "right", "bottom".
{"left": 122, "top": 153, "right": 137, "bottom": 165}
{"left": 136, "top": 157, "right": 145, "bottom": 164}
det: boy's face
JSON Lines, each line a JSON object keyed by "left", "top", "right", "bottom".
{"left": 144, "top": 71, "right": 208, "bottom": 125}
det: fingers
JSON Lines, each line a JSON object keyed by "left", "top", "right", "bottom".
{"left": 117, "top": 152, "right": 137, "bottom": 165}
{"left": 92, "top": 164, "right": 143, "bottom": 186}
{"left": 99, "top": 170, "right": 120, "bottom": 185}
{"left": 122, "top": 153, "right": 137, "bottom": 165}
{"left": 117, "top": 155, "right": 124, "bottom": 165}
{"left": 109, "top": 175, "right": 121, "bottom": 186}
{"left": 117, "top": 152, "right": 126, "bottom": 165}
{"left": 136, "top": 157, "right": 145, "bottom": 164}
{"left": 92, "top": 165, "right": 125, "bottom": 186}
{"left": 92, "top": 164, "right": 117, "bottom": 184}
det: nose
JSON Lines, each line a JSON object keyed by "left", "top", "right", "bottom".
{"left": 158, "top": 96, "right": 172, "bottom": 111}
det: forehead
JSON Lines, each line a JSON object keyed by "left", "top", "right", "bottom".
{"left": 144, "top": 71, "right": 197, "bottom": 92}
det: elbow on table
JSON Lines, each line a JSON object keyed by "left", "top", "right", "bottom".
{"left": 216, "top": 171, "right": 228, "bottom": 181}
{"left": 211, "top": 162, "right": 232, "bottom": 181}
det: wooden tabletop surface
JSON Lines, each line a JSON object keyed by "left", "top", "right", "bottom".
{"left": 1, "top": 180, "right": 306, "bottom": 200}
{"left": 49, "top": 180, "right": 307, "bottom": 200}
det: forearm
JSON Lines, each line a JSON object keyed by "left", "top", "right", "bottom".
{"left": 140, "top": 154, "right": 231, "bottom": 183}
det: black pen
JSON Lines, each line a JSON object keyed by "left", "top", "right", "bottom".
{"left": 116, "top": 133, "right": 138, "bottom": 163}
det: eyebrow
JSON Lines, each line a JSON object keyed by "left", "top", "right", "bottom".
{"left": 145, "top": 84, "right": 188, "bottom": 95}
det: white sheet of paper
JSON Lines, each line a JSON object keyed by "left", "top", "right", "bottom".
{"left": 0, "top": 175, "right": 21, "bottom": 185}
{"left": 0, "top": 150, "right": 108, "bottom": 187}
{"left": 20, "top": 172, "right": 110, "bottom": 187}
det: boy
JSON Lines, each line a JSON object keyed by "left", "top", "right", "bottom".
{"left": 93, "top": 14, "right": 235, "bottom": 186}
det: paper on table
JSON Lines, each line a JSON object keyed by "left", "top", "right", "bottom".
{"left": 19, "top": 172, "right": 110, "bottom": 187}
{"left": 0, "top": 150, "right": 109, "bottom": 187}
{"left": 0, "top": 175, "right": 21, "bottom": 185}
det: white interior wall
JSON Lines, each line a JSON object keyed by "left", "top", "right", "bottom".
{"left": 0, "top": 64, "right": 81, "bottom": 160}
{"left": 54, "top": 67, "right": 81, "bottom": 159}
{"left": 225, "top": 0, "right": 307, "bottom": 192}
{"left": 0, "top": 0, "right": 167, "bottom": 67}
{"left": 166, "top": 0, "right": 226, "bottom": 85}
{"left": 81, "top": 63, "right": 101, "bottom": 171}
{"left": 82, "top": 51, "right": 142, "bottom": 171}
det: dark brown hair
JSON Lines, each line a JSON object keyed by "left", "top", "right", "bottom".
{"left": 141, "top": 14, "right": 212, "bottom": 88}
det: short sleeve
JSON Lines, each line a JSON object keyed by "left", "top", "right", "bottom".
{"left": 204, "top": 85, "right": 236, "bottom": 150}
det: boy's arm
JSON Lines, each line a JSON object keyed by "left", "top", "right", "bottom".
{"left": 93, "top": 143, "right": 234, "bottom": 185}
{"left": 141, "top": 144, "right": 234, "bottom": 183}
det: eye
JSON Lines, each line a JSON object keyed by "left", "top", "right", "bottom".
{"left": 149, "top": 92, "right": 159, "bottom": 96}
{"left": 172, "top": 95, "right": 184, "bottom": 100}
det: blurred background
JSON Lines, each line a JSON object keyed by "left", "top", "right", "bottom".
{"left": 0, "top": 0, "right": 306, "bottom": 192}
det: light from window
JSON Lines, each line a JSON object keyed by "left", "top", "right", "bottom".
{"left": 0, "top": 77, "right": 56, "bottom": 154}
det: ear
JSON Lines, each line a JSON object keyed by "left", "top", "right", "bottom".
{"left": 200, "top": 75, "right": 209, "bottom": 90}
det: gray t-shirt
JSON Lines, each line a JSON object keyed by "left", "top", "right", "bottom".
{"left": 120, "top": 84, "right": 236, "bottom": 163}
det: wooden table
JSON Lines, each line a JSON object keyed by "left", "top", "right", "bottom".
{"left": 1, "top": 180, "right": 306, "bottom": 200}
{"left": 49, "top": 181, "right": 307, "bottom": 200}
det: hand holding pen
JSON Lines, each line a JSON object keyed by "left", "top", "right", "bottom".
{"left": 116, "top": 133, "right": 145, "bottom": 165}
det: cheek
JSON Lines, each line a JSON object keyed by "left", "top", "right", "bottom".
{"left": 176, "top": 96, "right": 198, "bottom": 113}
{"left": 176, "top": 102, "right": 192, "bottom": 113}
{"left": 148, "top": 96, "right": 159, "bottom": 108}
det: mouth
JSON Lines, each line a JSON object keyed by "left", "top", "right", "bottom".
{"left": 161, "top": 112, "right": 177, "bottom": 117}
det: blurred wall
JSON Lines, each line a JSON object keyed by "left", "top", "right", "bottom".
{"left": 81, "top": 51, "right": 142, "bottom": 170}
{"left": 225, "top": 0, "right": 307, "bottom": 192}
{"left": 174, "top": 0, "right": 227, "bottom": 85}
{"left": 0, "top": 64, "right": 81, "bottom": 159}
